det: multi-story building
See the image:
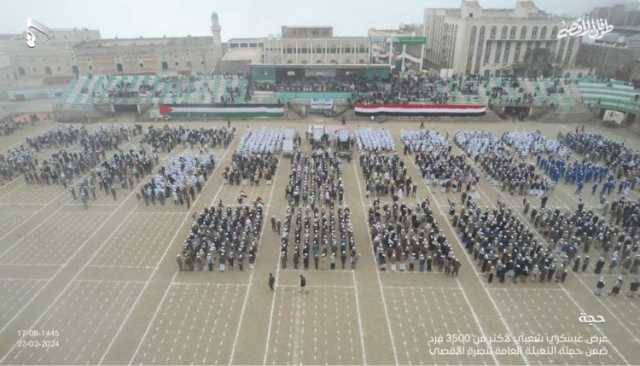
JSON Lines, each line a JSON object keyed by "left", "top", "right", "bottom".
{"left": 591, "top": 3, "right": 640, "bottom": 27}
{"left": 423, "top": 0, "right": 580, "bottom": 76}
{"left": 262, "top": 26, "right": 371, "bottom": 65}
{"left": 72, "top": 13, "right": 223, "bottom": 76}
{"left": 0, "top": 28, "right": 100, "bottom": 84}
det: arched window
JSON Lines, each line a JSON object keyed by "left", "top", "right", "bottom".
{"left": 316, "top": 60, "right": 323, "bottom": 64}
{"left": 540, "top": 26, "right": 547, "bottom": 39}
{"left": 551, "top": 26, "right": 559, "bottom": 39}
{"left": 44, "top": 66, "right": 52, "bottom": 75}
{"left": 162, "top": 61, "right": 168, "bottom": 71}
{"left": 501, "top": 26, "right": 508, "bottom": 39}
{"left": 116, "top": 63, "right": 123, "bottom": 72}
{"left": 520, "top": 26, "right": 528, "bottom": 40}
{"left": 490, "top": 26, "right": 497, "bottom": 40}
{"left": 510, "top": 26, "right": 517, "bottom": 39}
{"left": 531, "top": 26, "right": 539, "bottom": 40}
{"left": 359, "top": 59, "right": 366, "bottom": 64}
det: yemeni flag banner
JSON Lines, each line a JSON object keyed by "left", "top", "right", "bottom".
{"left": 158, "top": 104, "right": 284, "bottom": 118}
{"left": 354, "top": 103, "right": 487, "bottom": 117}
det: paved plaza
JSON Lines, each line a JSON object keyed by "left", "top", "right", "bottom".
{"left": 0, "top": 119, "right": 638, "bottom": 365}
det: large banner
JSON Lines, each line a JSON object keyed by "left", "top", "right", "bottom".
{"left": 310, "top": 98, "right": 334, "bottom": 111}
{"left": 354, "top": 103, "right": 486, "bottom": 117}
{"left": 603, "top": 109, "right": 625, "bottom": 124}
{"left": 158, "top": 103, "right": 284, "bottom": 118}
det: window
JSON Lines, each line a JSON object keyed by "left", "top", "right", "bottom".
{"left": 510, "top": 26, "right": 516, "bottom": 39}
{"left": 175, "top": 62, "right": 179, "bottom": 66}
{"left": 343, "top": 48, "right": 352, "bottom": 53}
{"left": 501, "top": 26, "right": 508, "bottom": 39}
{"left": 317, "top": 60, "right": 323, "bottom": 64}
{"left": 162, "top": 61, "right": 168, "bottom": 71}
{"left": 520, "top": 26, "right": 528, "bottom": 40}
{"left": 531, "top": 26, "right": 538, "bottom": 40}
{"left": 494, "top": 42, "right": 502, "bottom": 64}
{"left": 359, "top": 59, "right": 366, "bottom": 64}
{"left": 330, "top": 59, "right": 337, "bottom": 64}
{"left": 540, "top": 26, "right": 547, "bottom": 39}
{"left": 315, "top": 47, "right": 323, "bottom": 54}
{"left": 139, "top": 62, "right": 144, "bottom": 68}
{"left": 329, "top": 48, "right": 337, "bottom": 53}
{"left": 45, "top": 66, "right": 52, "bottom": 75}
{"left": 286, "top": 47, "right": 294, "bottom": 54}
{"left": 490, "top": 26, "right": 497, "bottom": 40}
{"left": 116, "top": 63, "right": 123, "bottom": 72}
{"left": 300, "top": 48, "right": 308, "bottom": 54}
{"left": 551, "top": 26, "right": 559, "bottom": 39}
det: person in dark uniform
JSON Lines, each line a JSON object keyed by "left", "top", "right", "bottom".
{"left": 299, "top": 274, "right": 306, "bottom": 293}
{"left": 268, "top": 273, "right": 275, "bottom": 291}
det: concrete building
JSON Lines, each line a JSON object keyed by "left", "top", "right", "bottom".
{"left": 72, "top": 13, "right": 223, "bottom": 76}
{"left": 591, "top": 3, "right": 640, "bottom": 27}
{"left": 262, "top": 26, "right": 371, "bottom": 66}
{"left": 423, "top": 0, "right": 580, "bottom": 76}
{"left": 0, "top": 28, "right": 100, "bottom": 85}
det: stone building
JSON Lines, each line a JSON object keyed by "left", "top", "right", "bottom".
{"left": 423, "top": 0, "right": 580, "bottom": 76}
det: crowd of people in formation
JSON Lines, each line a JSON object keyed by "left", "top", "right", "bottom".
{"left": 142, "top": 152, "right": 215, "bottom": 208}
{"left": 607, "top": 197, "right": 640, "bottom": 234}
{"left": 224, "top": 152, "right": 277, "bottom": 186}
{"left": 456, "top": 198, "right": 563, "bottom": 284}
{"left": 177, "top": 200, "right": 264, "bottom": 272}
{"left": 278, "top": 206, "right": 357, "bottom": 270}
{"left": 454, "top": 130, "right": 502, "bottom": 157}
{"left": 0, "top": 118, "right": 25, "bottom": 136}
{"left": 285, "top": 149, "right": 344, "bottom": 208}
{"left": 354, "top": 128, "right": 395, "bottom": 152}
{"left": 0, "top": 147, "right": 33, "bottom": 183}
{"left": 251, "top": 77, "right": 357, "bottom": 93}
{"left": 21, "top": 125, "right": 138, "bottom": 153}
{"left": 560, "top": 128, "right": 640, "bottom": 180}
{"left": 480, "top": 150, "right": 552, "bottom": 196}
{"left": 141, "top": 125, "right": 235, "bottom": 153}
{"left": 529, "top": 206, "right": 640, "bottom": 297}
{"left": 403, "top": 129, "right": 479, "bottom": 193}
{"left": 501, "top": 130, "right": 568, "bottom": 158}
{"left": 236, "top": 128, "right": 288, "bottom": 155}
{"left": 368, "top": 197, "right": 460, "bottom": 274}
{"left": 359, "top": 151, "right": 416, "bottom": 199}
{"left": 456, "top": 130, "right": 553, "bottom": 196}
{"left": 278, "top": 146, "right": 357, "bottom": 271}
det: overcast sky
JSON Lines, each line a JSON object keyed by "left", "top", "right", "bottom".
{"left": 0, "top": 0, "right": 626, "bottom": 40}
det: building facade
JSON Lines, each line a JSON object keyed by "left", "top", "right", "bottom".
{"left": 0, "top": 28, "right": 100, "bottom": 85}
{"left": 262, "top": 26, "right": 371, "bottom": 66}
{"left": 424, "top": 0, "right": 580, "bottom": 76}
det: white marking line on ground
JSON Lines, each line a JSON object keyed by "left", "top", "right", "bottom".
{"left": 74, "top": 279, "right": 147, "bottom": 284}
{"left": 0, "top": 278, "right": 47, "bottom": 282}
{"left": 277, "top": 284, "right": 356, "bottom": 289}
{"left": 229, "top": 157, "right": 280, "bottom": 366}
{"left": 0, "top": 185, "right": 141, "bottom": 359}
{"left": 280, "top": 268, "right": 354, "bottom": 273}
{"left": 0, "top": 178, "right": 23, "bottom": 198}
{"left": 571, "top": 270, "right": 640, "bottom": 345}
{"left": 352, "top": 270, "right": 368, "bottom": 365}
{"left": 407, "top": 156, "right": 529, "bottom": 366}
{"left": 0, "top": 263, "right": 60, "bottom": 267}
{"left": 487, "top": 287, "right": 565, "bottom": 292}
{"left": 352, "top": 156, "right": 399, "bottom": 366}
{"left": 262, "top": 166, "right": 286, "bottom": 365}
{"left": 86, "top": 264, "right": 155, "bottom": 270}
{"left": 456, "top": 278, "right": 500, "bottom": 365}
{"left": 0, "top": 202, "right": 45, "bottom": 207}
{"left": 170, "top": 282, "right": 249, "bottom": 287}
{"left": 490, "top": 172, "right": 640, "bottom": 348}
{"left": 0, "top": 190, "right": 66, "bottom": 254}
{"left": 64, "top": 203, "right": 118, "bottom": 207}
{"left": 118, "top": 141, "right": 234, "bottom": 366}
{"left": 383, "top": 285, "right": 458, "bottom": 290}
{"left": 559, "top": 283, "right": 631, "bottom": 365}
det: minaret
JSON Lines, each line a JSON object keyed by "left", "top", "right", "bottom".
{"left": 210, "top": 12, "right": 222, "bottom": 69}
{"left": 210, "top": 12, "right": 221, "bottom": 45}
